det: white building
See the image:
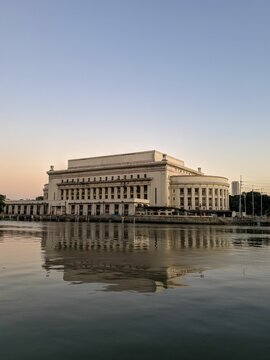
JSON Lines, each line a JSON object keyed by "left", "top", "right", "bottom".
{"left": 5, "top": 150, "right": 229, "bottom": 216}
{"left": 231, "top": 181, "right": 240, "bottom": 196}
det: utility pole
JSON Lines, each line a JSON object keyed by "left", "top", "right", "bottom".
{"left": 261, "top": 189, "right": 263, "bottom": 218}
{"left": 252, "top": 185, "right": 255, "bottom": 217}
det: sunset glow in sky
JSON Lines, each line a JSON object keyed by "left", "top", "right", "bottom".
{"left": 1, "top": 0, "right": 270, "bottom": 199}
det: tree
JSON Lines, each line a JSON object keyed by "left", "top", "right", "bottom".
{"left": 0, "top": 194, "right": 6, "bottom": 213}
{"left": 230, "top": 191, "right": 270, "bottom": 216}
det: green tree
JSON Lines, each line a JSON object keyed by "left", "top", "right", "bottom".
{"left": 0, "top": 194, "right": 6, "bottom": 213}
{"left": 230, "top": 192, "right": 270, "bottom": 216}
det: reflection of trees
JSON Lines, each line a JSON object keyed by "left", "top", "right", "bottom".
{"left": 233, "top": 237, "right": 270, "bottom": 247}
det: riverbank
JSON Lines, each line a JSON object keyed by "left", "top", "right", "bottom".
{"left": 1, "top": 214, "right": 270, "bottom": 226}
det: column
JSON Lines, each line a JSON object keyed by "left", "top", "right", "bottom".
{"left": 217, "top": 188, "right": 221, "bottom": 210}
{"left": 134, "top": 186, "right": 137, "bottom": 199}
{"left": 184, "top": 188, "right": 188, "bottom": 209}
{"left": 176, "top": 188, "right": 180, "bottom": 208}
{"left": 206, "top": 188, "right": 209, "bottom": 210}
{"left": 220, "top": 189, "right": 224, "bottom": 210}
{"left": 225, "top": 189, "right": 229, "bottom": 210}
{"left": 120, "top": 187, "right": 124, "bottom": 200}
{"left": 199, "top": 188, "right": 202, "bottom": 209}
{"left": 191, "top": 188, "right": 195, "bottom": 210}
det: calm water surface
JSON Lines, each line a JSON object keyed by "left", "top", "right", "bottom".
{"left": 0, "top": 221, "right": 270, "bottom": 360}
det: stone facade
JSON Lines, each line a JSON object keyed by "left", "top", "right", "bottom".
{"left": 5, "top": 150, "right": 229, "bottom": 216}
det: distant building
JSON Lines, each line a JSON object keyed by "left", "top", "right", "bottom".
{"left": 231, "top": 181, "right": 240, "bottom": 196}
{"left": 5, "top": 150, "right": 229, "bottom": 216}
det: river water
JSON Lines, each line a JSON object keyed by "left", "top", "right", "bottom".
{"left": 0, "top": 221, "right": 270, "bottom": 360}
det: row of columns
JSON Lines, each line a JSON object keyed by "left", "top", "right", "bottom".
{"left": 173, "top": 187, "right": 229, "bottom": 210}
{"left": 50, "top": 203, "right": 135, "bottom": 216}
{"left": 6, "top": 204, "right": 47, "bottom": 216}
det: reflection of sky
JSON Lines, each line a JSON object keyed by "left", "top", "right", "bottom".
{"left": 0, "top": 1, "right": 270, "bottom": 199}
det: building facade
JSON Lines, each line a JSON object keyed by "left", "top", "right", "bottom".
{"left": 5, "top": 150, "right": 230, "bottom": 216}
{"left": 231, "top": 181, "right": 240, "bottom": 196}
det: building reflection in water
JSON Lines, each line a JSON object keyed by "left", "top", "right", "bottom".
{"left": 41, "top": 223, "right": 236, "bottom": 293}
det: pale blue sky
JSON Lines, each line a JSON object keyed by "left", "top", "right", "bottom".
{"left": 0, "top": 0, "right": 270, "bottom": 198}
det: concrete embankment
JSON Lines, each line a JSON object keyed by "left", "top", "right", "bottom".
{"left": 1, "top": 214, "right": 270, "bottom": 226}
{"left": 0, "top": 214, "right": 235, "bottom": 225}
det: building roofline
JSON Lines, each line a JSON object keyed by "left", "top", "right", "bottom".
{"left": 170, "top": 175, "right": 228, "bottom": 180}
{"left": 68, "top": 150, "right": 161, "bottom": 163}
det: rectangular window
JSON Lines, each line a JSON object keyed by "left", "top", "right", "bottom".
{"left": 144, "top": 185, "right": 148, "bottom": 199}
{"left": 79, "top": 205, "right": 83, "bottom": 216}
{"left": 88, "top": 204, "right": 92, "bottom": 216}
{"left": 137, "top": 186, "right": 141, "bottom": 199}
{"left": 124, "top": 204, "right": 129, "bottom": 216}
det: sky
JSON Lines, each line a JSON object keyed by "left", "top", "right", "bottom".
{"left": 0, "top": 0, "right": 270, "bottom": 199}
